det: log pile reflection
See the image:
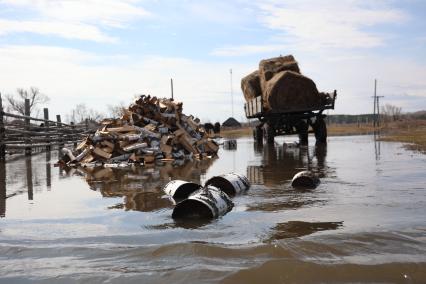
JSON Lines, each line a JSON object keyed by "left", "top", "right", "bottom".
{"left": 75, "top": 158, "right": 217, "bottom": 213}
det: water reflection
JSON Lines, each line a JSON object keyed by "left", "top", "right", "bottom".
{"left": 145, "top": 218, "right": 213, "bottom": 230}
{"left": 374, "top": 131, "right": 382, "bottom": 160}
{"left": 0, "top": 162, "right": 5, "bottom": 217}
{"left": 247, "top": 142, "right": 329, "bottom": 186}
{"left": 69, "top": 158, "right": 218, "bottom": 213}
{"left": 264, "top": 221, "right": 343, "bottom": 242}
{"left": 45, "top": 151, "right": 51, "bottom": 189}
{"left": 246, "top": 142, "right": 330, "bottom": 213}
{"left": 25, "top": 157, "right": 33, "bottom": 200}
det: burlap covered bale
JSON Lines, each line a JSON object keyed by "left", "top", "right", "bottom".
{"left": 241, "top": 70, "right": 262, "bottom": 101}
{"left": 259, "top": 55, "right": 300, "bottom": 92}
{"left": 263, "top": 71, "right": 321, "bottom": 111}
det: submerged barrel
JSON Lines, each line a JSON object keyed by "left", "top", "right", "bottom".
{"left": 223, "top": 139, "right": 237, "bottom": 150}
{"left": 163, "top": 180, "right": 201, "bottom": 200}
{"left": 172, "top": 186, "right": 234, "bottom": 219}
{"left": 205, "top": 172, "right": 250, "bottom": 196}
{"left": 291, "top": 171, "right": 320, "bottom": 188}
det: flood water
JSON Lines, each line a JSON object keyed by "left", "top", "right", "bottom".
{"left": 1, "top": 135, "right": 425, "bottom": 283}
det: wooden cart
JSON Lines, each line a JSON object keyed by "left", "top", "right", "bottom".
{"left": 244, "top": 90, "right": 337, "bottom": 144}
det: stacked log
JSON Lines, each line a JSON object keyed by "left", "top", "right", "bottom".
{"left": 59, "top": 95, "right": 219, "bottom": 167}
{"left": 241, "top": 55, "right": 331, "bottom": 112}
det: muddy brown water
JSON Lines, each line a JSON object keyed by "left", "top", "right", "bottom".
{"left": 0, "top": 135, "right": 425, "bottom": 283}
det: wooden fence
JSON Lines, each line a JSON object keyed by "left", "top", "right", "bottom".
{"left": 0, "top": 93, "right": 94, "bottom": 160}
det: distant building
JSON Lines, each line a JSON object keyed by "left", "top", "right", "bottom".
{"left": 222, "top": 117, "right": 241, "bottom": 127}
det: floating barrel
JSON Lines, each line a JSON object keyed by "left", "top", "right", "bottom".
{"left": 172, "top": 186, "right": 234, "bottom": 219}
{"left": 205, "top": 172, "right": 250, "bottom": 196}
{"left": 163, "top": 180, "right": 201, "bottom": 200}
{"left": 223, "top": 139, "right": 237, "bottom": 150}
{"left": 291, "top": 171, "right": 320, "bottom": 188}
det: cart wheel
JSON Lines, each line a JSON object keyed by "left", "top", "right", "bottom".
{"left": 263, "top": 123, "right": 275, "bottom": 144}
{"left": 253, "top": 126, "right": 263, "bottom": 144}
{"left": 296, "top": 120, "right": 309, "bottom": 145}
{"left": 313, "top": 116, "right": 327, "bottom": 144}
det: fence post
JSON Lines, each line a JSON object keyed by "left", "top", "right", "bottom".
{"left": 0, "top": 161, "right": 6, "bottom": 217}
{"left": 25, "top": 156, "right": 33, "bottom": 200}
{"left": 45, "top": 151, "right": 51, "bottom": 188}
{"left": 56, "top": 114, "right": 63, "bottom": 148}
{"left": 85, "top": 118, "right": 89, "bottom": 131}
{"left": 44, "top": 108, "right": 50, "bottom": 151}
{"left": 24, "top": 99, "right": 31, "bottom": 156}
{"left": 0, "top": 93, "right": 5, "bottom": 160}
{"left": 71, "top": 122, "right": 77, "bottom": 147}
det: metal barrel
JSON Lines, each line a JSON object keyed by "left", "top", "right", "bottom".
{"left": 223, "top": 139, "right": 237, "bottom": 150}
{"left": 205, "top": 172, "right": 250, "bottom": 196}
{"left": 163, "top": 180, "right": 201, "bottom": 200}
{"left": 291, "top": 171, "right": 320, "bottom": 188}
{"left": 172, "top": 186, "right": 234, "bottom": 219}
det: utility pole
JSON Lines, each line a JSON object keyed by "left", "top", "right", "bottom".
{"left": 373, "top": 79, "right": 377, "bottom": 127}
{"left": 230, "top": 69, "right": 234, "bottom": 118}
{"left": 170, "top": 78, "right": 174, "bottom": 100}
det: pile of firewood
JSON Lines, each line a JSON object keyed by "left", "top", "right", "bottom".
{"left": 59, "top": 95, "right": 219, "bottom": 166}
{"left": 241, "top": 55, "right": 334, "bottom": 112}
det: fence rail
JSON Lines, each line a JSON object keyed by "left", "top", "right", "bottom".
{"left": 0, "top": 93, "right": 94, "bottom": 160}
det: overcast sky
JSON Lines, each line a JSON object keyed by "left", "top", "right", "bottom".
{"left": 0, "top": 0, "right": 425, "bottom": 122}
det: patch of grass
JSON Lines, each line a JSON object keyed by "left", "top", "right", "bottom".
{"left": 380, "top": 121, "right": 426, "bottom": 153}
{"left": 220, "top": 127, "right": 252, "bottom": 138}
{"left": 327, "top": 124, "right": 377, "bottom": 136}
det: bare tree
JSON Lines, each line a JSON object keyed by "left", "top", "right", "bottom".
{"left": 67, "top": 103, "right": 104, "bottom": 123}
{"left": 5, "top": 87, "right": 49, "bottom": 116}
{"left": 381, "top": 104, "right": 402, "bottom": 122}
{"left": 107, "top": 102, "right": 127, "bottom": 118}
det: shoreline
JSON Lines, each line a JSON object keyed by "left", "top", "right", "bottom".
{"left": 220, "top": 120, "right": 426, "bottom": 153}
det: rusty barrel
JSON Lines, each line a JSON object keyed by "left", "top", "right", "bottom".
{"left": 205, "top": 172, "right": 250, "bottom": 196}
{"left": 163, "top": 180, "right": 201, "bottom": 200}
{"left": 172, "top": 186, "right": 234, "bottom": 219}
{"left": 291, "top": 171, "right": 320, "bottom": 188}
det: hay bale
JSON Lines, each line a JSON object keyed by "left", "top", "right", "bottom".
{"left": 259, "top": 55, "right": 300, "bottom": 92}
{"left": 241, "top": 70, "right": 262, "bottom": 101}
{"left": 263, "top": 71, "right": 320, "bottom": 111}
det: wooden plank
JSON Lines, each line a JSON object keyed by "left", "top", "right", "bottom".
{"left": 123, "top": 142, "right": 148, "bottom": 152}
{"left": 81, "top": 154, "right": 95, "bottom": 163}
{"left": 101, "top": 146, "right": 113, "bottom": 154}
{"left": 160, "top": 143, "right": 172, "bottom": 154}
{"left": 2, "top": 111, "right": 72, "bottom": 126}
{"left": 93, "top": 147, "right": 112, "bottom": 159}
{"left": 206, "top": 140, "right": 219, "bottom": 152}
{"left": 76, "top": 138, "right": 89, "bottom": 151}
{"left": 178, "top": 135, "right": 199, "bottom": 154}
{"left": 106, "top": 125, "right": 136, "bottom": 133}
{"left": 101, "top": 140, "right": 114, "bottom": 149}
{"left": 143, "top": 154, "right": 155, "bottom": 164}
